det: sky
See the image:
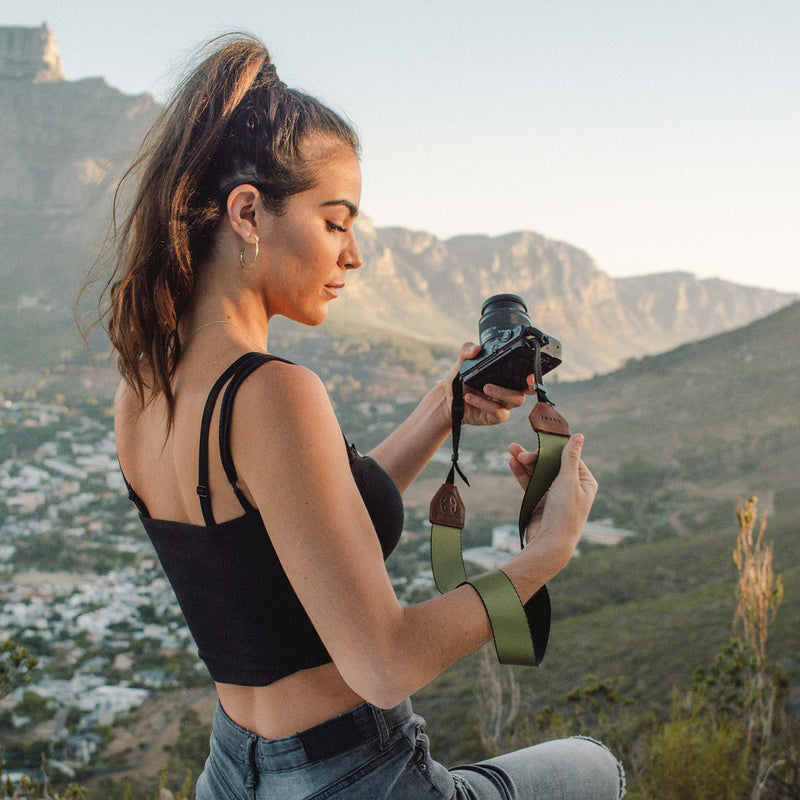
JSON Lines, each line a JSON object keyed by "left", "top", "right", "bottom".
{"left": 5, "top": 0, "right": 800, "bottom": 293}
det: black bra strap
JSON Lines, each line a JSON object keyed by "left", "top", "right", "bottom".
{"left": 218, "top": 353, "right": 293, "bottom": 516}
{"left": 196, "top": 353, "right": 262, "bottom": 526}
{"left": 119, "top": 460, "right": 151, "bottom": 517}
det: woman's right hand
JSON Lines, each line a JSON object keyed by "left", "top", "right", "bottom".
{"left": 504, "top": 434, "right": 598, "bottom": 598}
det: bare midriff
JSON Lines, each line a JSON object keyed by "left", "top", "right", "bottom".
{"left": 215, "top": 661, "right": 365, "bottom": 739}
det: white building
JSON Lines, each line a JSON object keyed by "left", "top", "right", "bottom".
{"left": 75, "top": 685, "right": 149, "bottom": 726}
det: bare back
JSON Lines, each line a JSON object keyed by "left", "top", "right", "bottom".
{"left": 114, "top": 350, "right": 252, "bottom": 526}
{"left": 114, "top": 347, "right": 364, "bottom": 737}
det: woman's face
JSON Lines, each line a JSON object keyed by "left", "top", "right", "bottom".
{"left": 257, "top": 137, "right": 363, "bottom": 326}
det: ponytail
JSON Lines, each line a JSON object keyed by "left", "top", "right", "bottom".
{"left": 88, "top": 33, "right": 359, "bottom": 425}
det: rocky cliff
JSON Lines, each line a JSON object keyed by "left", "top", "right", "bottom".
{"left": 0, "top": 25, "right": 159, "bottom": 302}
{"left": 0, "top": 23, "right": 65, "bottom": 82}
{"left": 330, "top": 222, "right": 793, "bottom": 377}
{"left": 0, "top": 24, "right": 795, "bottom": 378}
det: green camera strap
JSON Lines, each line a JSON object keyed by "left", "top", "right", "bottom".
{"left": 429, "top": 374, "right": 570, "bottom": 666}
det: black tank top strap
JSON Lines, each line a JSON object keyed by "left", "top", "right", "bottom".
{"left": 218, "top": 353, "right": 294, "bottom": 517}
{"left": 196, "top": 353, "right": 263, "bottom": 525}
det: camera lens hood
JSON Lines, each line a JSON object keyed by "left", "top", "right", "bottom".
{"left": 481, "top": 293, "right": 528, "bottom": 315}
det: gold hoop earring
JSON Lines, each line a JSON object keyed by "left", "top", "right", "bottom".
{"left": 239, "top": 238, "right": 259, "bottom": 269}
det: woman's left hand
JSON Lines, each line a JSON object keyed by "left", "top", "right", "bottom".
{"left": 441, "top": 342, "right": 534, "bottom": 427}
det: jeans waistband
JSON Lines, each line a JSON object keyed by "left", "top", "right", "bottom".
{"left": 213, "top": 698, "right": 413, "bottom": 771}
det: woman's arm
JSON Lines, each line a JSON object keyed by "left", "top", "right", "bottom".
{"left": 364, "top": 377, "right": 451, "bottom": 493}
{"left": 231, "top": 362, "right": 593, "bottom": 708}
{"left": 368, "top": 343, "right": 534, "bottom": 492}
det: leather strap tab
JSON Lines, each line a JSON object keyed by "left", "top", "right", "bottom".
{"left": 429, "top": 483, "right": 465, "bottom": 529}
{"left": 529, "top": 402, "right": 570, "bottom": 436}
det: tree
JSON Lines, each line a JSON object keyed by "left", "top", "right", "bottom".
{"left": 0, "top": 638, "right": 38, "bottom": 699}
{"left": 732, "top": 497, "right": 794, "bottom": 800}
{"left": 639, "top": 497, "right": 796, "bottom": 800}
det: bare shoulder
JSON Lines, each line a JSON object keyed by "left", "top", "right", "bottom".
{"left": 234, "top": 360, "right": 333, "bottom": 424}
{"left": 228, "top": 359, "right": 343, "bottom": 465}
{"left": 113, "top": 378, "right": 168, "bottom": 459}
{"left": 245, "top": 358, "right": 324, "bottom": 392}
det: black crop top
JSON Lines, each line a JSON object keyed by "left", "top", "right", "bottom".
{"left": 124, "top": 353, "right": 404, "bottom": 686}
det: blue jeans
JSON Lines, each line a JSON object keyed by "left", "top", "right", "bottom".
{"left": 195, "top": 699, "right": 625, "bottom": 799}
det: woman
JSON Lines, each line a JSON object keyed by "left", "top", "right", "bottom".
{"left": 103, "top": 33, "right": 624, "bottom": 800}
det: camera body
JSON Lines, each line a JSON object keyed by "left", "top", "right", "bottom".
{"left": 459, "top": 294, "right": 562, "bottom": 392}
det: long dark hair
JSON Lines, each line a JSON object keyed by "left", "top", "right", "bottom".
{"left": 90, "top": 33, "right": 359, "bottom": 424}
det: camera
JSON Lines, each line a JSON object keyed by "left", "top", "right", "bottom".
{"left": 459, "top": 294, "right": 562, "bottom": 392}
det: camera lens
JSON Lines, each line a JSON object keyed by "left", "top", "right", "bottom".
{"left": 479, "top": 294, "right": 532, "bottom": 348}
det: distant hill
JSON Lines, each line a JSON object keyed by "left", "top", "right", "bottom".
{"left": 557, "top": 299, "right": 800, "bottom": 510}
{"left": 0, "top": 23, "right": 796, "bottom": 381}
{"left": 0, "top": 25, "right": 160, "bottom": 304}
{"left": 419, "top": 299, "right": 800, "bottom": 527}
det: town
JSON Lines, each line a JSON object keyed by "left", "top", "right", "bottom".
{"left": 0, "top": 391, "right": 633, "bottom": 780}
{"left": 0, "top": 396, "right": 209, "bottom": 775}
{"left": 0, "top": 393, "right": 444, "bottom": 777}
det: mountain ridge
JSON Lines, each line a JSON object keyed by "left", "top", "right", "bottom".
{"left": 1, "top": 23, "right": 796, "bottom": 379}
{"left": 324, "top": 219, "right": 794, "bottom": 377}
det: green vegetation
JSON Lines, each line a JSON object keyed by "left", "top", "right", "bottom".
{"left": 0, "top": 639, "right": 38, "bottom": 699}
{"left": 87, "top": 707, "right": 206, "bottom": 800}
{"left": 0, "top": 308, "right": 90, "bottom": 369}
{"left": 418, "top": 499, "right": 796, "bottom": 800}
{"left": 10, "top": 533, "right": 139, "bottom": 573}
{"left": 13, "top": 691, "right": 56, "bottom": 725}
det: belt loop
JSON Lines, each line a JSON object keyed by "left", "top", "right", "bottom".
{"left": 370, "top": 705, "right": 389, "bottom": 750}
{"left": 244, "top": 735, "right": 259, "bottom": 790}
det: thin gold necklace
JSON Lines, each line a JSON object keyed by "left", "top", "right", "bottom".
{"left": 181, "top": 320, "right": 266, "bottom": 352}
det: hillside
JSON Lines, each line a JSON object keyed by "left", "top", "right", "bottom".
{"left": 558, "top": 298, "right": 800, "bottom": 511}
{"left": 408, "top": 300, "right": 800, "bottom": 524}
{"left": 406, "top": 301, "right": 800, "bottom": 762}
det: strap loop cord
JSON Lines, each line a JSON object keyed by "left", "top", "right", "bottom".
{"left": 530, "top": 337, "right": 551, "bottom": 405}
{"left": 447, "top": 374, "right": 470, "bottom": 487}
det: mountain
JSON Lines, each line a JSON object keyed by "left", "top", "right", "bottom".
{"left": 0, "top": 24, "right": 796, "bottom": 380}
{"left": 328, "top": 222, "right": 794, "bottom": 377}
{"left": 0, "top": 24, "right": 159, "bottom": 304}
